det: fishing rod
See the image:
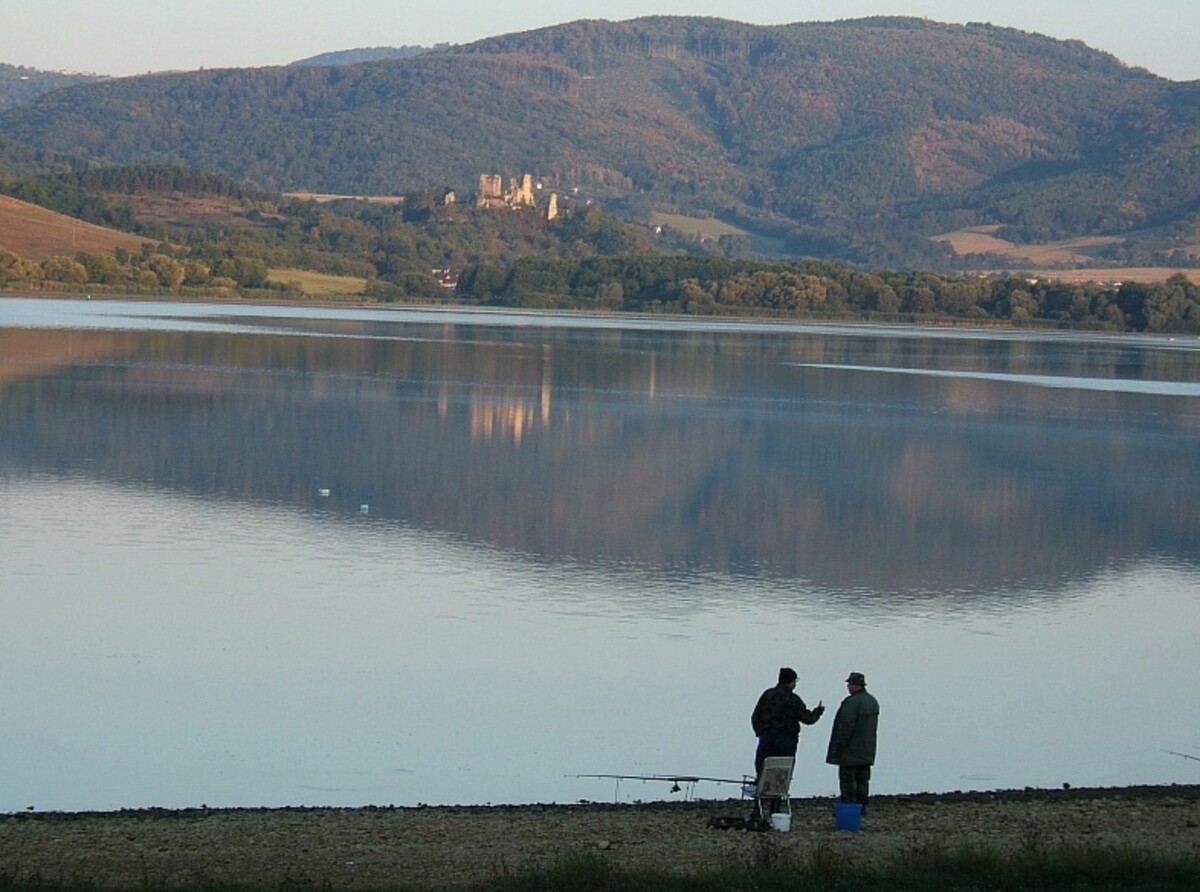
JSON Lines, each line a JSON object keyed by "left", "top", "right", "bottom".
{"left": 1164, "top": 749, "right": 1200, "bottom": 762}
{"left": 573, "top": 772, "right": 753, "bottom": 801}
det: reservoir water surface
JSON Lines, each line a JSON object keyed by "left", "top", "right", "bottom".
{"left": 2, "top": 297, "right": 1199, "bottom": 811}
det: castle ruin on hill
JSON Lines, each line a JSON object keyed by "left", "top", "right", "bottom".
{"left": 476, "top": 173, "right": 558, "bottom": 220}
{"left": 477, "top": 173, "right": 534, "bottom": 209}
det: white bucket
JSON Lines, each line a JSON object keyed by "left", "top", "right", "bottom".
{"left": 769, "top": 812, "right": 791, "bottom": 832}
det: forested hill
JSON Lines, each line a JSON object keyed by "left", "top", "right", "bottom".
{"left": 0, "top": 63, "right": 107, "bottom": 113}
{"left": 2, "top": 16, "right": 1199, "bottom": 267}
{"left": 0, "top": 134, "right": 84, "bottom": 179}
{"left": 289, "top": 46, "right": 432, "bottom": 67}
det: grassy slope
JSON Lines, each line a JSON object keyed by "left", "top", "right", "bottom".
{"left": 933, "top": 224, "right": 1200, "bottom": 281}
{"left": 268, "top": 267, "right": 367, "bottom": 296}
{"left": 0, "top": 194, "right": 149, "bottom": 259}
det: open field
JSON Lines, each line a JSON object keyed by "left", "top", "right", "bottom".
{"left": 650, "top": 211, "right": 753, "bottom": 240}
{"left": 650, "top": 211, "right": 786, "bottom": 257}
{"left": 120, "top": 193, "right": 281, "bottom": 229}
{"left": 284, "top": 191, "right": 406, "bottom": 205}
{"left": 0, "top": 195, "right": 150, "bottom": 260}
{"left": 932, "top": 224, "right": 1016, "bottom": 255}
{"left": 2, "top": 786, "right": 1197, "bottom": 890}
{"left": 931, "top": 225, "right": 1124, "bottom": 265}
{"left": 932, "top": 225, "right": 1200, "bottom": 283}
{"left": 1018, "top": 267, "right": 1200, "bottom": 285}
{"left": 268, "top": 268, "right": 368, "bottom": 297}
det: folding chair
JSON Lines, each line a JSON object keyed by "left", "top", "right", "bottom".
{"left": 755, "top": 756, "right": 794, "bottom": 821}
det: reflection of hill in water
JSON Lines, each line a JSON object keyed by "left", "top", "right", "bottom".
{"left": 2, "top": 326, "right": 1198, "bottom": 599}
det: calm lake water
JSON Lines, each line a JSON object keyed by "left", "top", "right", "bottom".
{"left": 2, "top": 297, "right": 1199, "bottom": 812}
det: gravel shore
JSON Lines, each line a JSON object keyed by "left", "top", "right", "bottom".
{"left": 3, "top": 786, "right": 1198, "bottom": 889}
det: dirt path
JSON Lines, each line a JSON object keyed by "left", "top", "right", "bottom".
{"left": 3, "top": 786, "right": 1198, "bottom": 889}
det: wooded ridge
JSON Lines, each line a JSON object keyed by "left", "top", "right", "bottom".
{"left": 2, "top": 16, "right": 1199, "bottom": 268}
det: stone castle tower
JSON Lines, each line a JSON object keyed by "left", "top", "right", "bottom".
{"left": 476, "top": 172, "right": 537, "bottom": 209}
{"left": 476, "top": 174, "right": 505, "bottom": 208}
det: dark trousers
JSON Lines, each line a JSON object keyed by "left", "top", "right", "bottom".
{"left": 754, "top": 732, "right": 798, "bottom": 780}
{"left": 838, "top": 765, "right": 871, "bottom": 811}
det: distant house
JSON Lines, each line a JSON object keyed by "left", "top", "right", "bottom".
{"left": 431, "top": 268, "right": 459, "bottom": 290}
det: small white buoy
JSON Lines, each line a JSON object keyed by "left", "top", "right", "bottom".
{"left": 359, "top": 504, "right": 370, "bottom": 514}
{"left": 318, "top": 488, "right": 330, "bottom": 497}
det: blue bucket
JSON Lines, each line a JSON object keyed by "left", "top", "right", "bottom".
{"left": 834, "top": 802, "right": 862, "bottom": 831}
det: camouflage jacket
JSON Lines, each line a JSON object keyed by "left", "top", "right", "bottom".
{"left": 751, "top": 684, "right": 824, "bottom": 737}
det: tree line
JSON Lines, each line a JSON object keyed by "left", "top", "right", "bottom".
{"left": 5, "top": 236, "right": 1200, "bottom": 333}
{"left": 0, "top": 244, "right": 272, "bottom": 292}
{"left": 3, "top": 160, "right": 1199, "bottom": 332}
{"left": 456, "top": 255, "right": 1200, "bottom": 333}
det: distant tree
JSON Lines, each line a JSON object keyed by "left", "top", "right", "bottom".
{"left": 215, "top": 256, "right": 269, "bottom": 288}
{"left": 1114, "top": 282, "right": 1154, "bottom": 331}
{"left": 390, "top": 271, "right": 445, "bottom": 299}
{"left": 1144, "top": 274, "right": 1200, "bottom": 333}
{"left": 182, "top": 259, "right": 211, "bottom": 286}
{"left": 76, "top": 252, "right": 125, "bottom": 285}
{"left": 457, "top": 263, "right": 509, "bottom": 297}
{"left": 40, "top": 255, "right": 88, "bottom": 284}
{"left": 143, "top": 254, "right": 186, "bottom": 289}
{"left": 676, "top": 279, "right": 716, "bottom": 314}
{"left": 1001, "top": 288, "right": 1037, "bottom": 322}
{"left": 595, "top": 280, "right": 625, "bottom": 309}
{"left": 0, "top": 249, "right": 22, "bottom": 283}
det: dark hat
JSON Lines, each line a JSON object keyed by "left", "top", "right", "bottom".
{"left": 778, "top": 667, "right": 797, "bottom": 684}
{"left": 846, "top": 672, "right": 866, "bottom": 686}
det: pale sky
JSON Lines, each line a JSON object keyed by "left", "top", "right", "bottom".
{"left": 3, "top": 1, "right": 1198, "bottom": 81}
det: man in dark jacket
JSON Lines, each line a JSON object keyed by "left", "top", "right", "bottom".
{"left": 751, "top": 667, "right": 824, "bottom": 781}
{"left": 825, "top": 671, "right": 880, "bottom": 814}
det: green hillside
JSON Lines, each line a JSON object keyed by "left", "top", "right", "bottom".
{"left": 0, "top": 63, "right": 107, "bottom": 113}
{"left": 2, "top": 16, "right": 1199, "bottom": 267}
{"left": 288, "top": 46, "right": 432, "bottom": 67}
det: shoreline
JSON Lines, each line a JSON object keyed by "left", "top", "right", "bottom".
{"left": 4, "top": 785, "right": 1198, "bottom": 889}
{"left": 6, "top": 781, "right": 1199, "bottom": 819}
{"left": 4, "top": 289, "right": 1193, "bottom": 344}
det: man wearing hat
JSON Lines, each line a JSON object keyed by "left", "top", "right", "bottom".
{"left": 751, "top": 667, "right": 824, "bottom": 782}
{"left": 825, "top": 671, "right": 880, "bottom": 815}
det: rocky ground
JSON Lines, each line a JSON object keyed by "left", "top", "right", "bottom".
{"left": 2, "top": 786, "right": 1198, "bottom": 889}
